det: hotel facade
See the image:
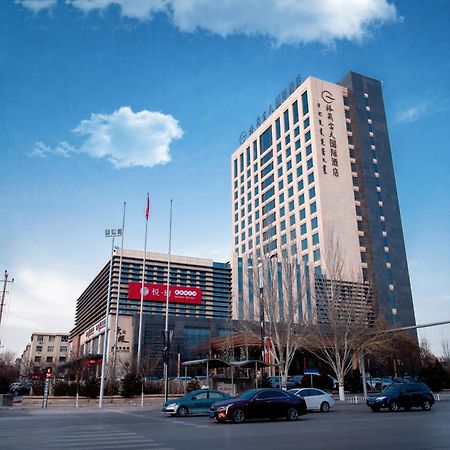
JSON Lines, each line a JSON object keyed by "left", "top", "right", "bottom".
{"left": 231, "top": 72, "right": 416, "bottom": 329}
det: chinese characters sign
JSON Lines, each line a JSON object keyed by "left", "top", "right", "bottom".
{"left": 85, "top": 317, "right": 106, "bottom": 341}
{"left": 127, "top": 282, "right": 202, "bottom": 305}
{"left": 239, "top": 74, "right": 302, "bottom": 144}
{"left": 317, "top": 90, "right": 339, "bottom": 178}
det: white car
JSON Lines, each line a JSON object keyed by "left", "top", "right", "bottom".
{"left": 288, "top": 388, "right": 335, "bottom": 412}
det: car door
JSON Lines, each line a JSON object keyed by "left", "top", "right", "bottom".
{"left": 251, "top": 390, "right": 279, "bottom": 418}
{"left": 190, "top": 392, "right": 210, "bottom": 413}
{"left": 208, "top": 391, "right": 227, "bottom": 409}
{"left": 298, "top": 389, "right": 312, "bottom": 409}
{"left": 308, "top": 389, "right": 324, "bottom": 410}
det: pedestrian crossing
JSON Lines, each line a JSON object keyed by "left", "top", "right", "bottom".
{"left": 0, "top": 424, "right": 174, "bottom": 450}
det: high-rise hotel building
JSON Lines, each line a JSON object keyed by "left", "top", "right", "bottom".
{"left": 231, "top": 72, "right": 416, "bottom": 329}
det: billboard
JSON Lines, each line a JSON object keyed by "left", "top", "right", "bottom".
{"left": 127, "top": 282, "right": 202, "bottom": 305}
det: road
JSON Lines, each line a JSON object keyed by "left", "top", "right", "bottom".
{"left": 1, "top": 401, "right": 449, "bottom": 450}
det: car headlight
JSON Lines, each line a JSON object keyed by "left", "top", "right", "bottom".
{"left": 375, "top": 396, "right": 386, "bottom": 401}
{"left": 165, "top": 403, "right": 178, "bottom": 409}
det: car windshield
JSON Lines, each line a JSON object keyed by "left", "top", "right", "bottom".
{"left": 238, "top": 389, "right": 259, "bottom": 400}
{"left": 382, "top": 385, "right": 401, "bottom": 395}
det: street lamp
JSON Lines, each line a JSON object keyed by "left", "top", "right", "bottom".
{"left": 99, "top": 227, "right": 122, "bottom": 408}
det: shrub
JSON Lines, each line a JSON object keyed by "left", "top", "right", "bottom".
{"left": 67, "top": 382, "right": 79, "bottom": 397}
{"left": 121, "top": 373, "right": 141, "bottom": 398}
{"left": 53, "top": 381, "right": 69, "bottom": 396}
{"left": 81, "top": 377, "right": 99, "bottom": 399}
{"left": 105, "top": 380, "right": 120, "bottom": 396}
{"left": 420, "top": 360, "right": 450, "bottom": 392}
{"left": 144, "top": 381, "right": 163, "bottom": 394}
{"left": 32, "top": 380, "right": 44, "bottom": 396}
{"left": 186, "top": 379, "right": 201, "bottom": 392}
{"left": 300, "top": 374, "right": 334, "bottom": 391}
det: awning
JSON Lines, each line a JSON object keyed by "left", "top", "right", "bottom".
{"left": 182, "top": 358, "right": 231, "bottom": 368}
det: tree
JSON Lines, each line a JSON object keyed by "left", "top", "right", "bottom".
{"left": 241, "top": 254, "right": 306, "bottom": 389}
{"left": 0, "top": 351, "right": 19, "bottom": 394}
{"left": 301, "top": 238, "right": 389, "bottom": 400}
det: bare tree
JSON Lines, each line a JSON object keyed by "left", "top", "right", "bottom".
{"left": 240, "top": 254, "right": 307, "bottom": 389}
{"left": 301, "top": 237, "right": 389, "bottom": 400}
{"left": 442, "top": 339, "right": 450, "bottom": 360}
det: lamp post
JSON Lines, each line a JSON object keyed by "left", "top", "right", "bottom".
{"left": 258, "top": 261, "right": 265, "bottom": 383}
{"left": 99, "top": 227, "right": 122, "bottom": 408}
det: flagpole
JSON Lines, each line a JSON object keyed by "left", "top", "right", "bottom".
{"left": 163, "top": 199, "right": 173, "bottom": 403}
{"left": 137, "top": 194, "right": 149, "bottom": 373}
{"left": 112, "top": 201, "right": 126, "bottom": 380}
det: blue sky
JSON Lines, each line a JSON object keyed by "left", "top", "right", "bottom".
{"left": 1, "top": 0, "right": 449, "bottom": 357}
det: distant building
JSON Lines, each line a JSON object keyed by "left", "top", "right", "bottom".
{"left": 68, "top": 249, "right": 232, "bottom": 376}
{"left": 231, "top": 72, "right": 416, "bottom": 328}
{"left": 20, "top": 332, "right": 69, "bottom": 376}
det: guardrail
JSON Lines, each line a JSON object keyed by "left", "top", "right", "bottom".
{"left": 345, "top": 392, "right": 450, "bottom": 404}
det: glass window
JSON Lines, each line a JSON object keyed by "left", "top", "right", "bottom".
{"left": 307, "top": 158, "right": 314, "bottom": 170}
{"left": 262, "top": 187, "right": 275, "bottom": 202}
{"left": 262, "top": 163, "right": 273, "bottom": 178}
{"left": 285, "top": 134, "right": 291, "bottom": 145}
{"left": 289, "top": 214, "right": 296, "bottom": 225}
{"left": 287, "top": 173, "right": 293, "bottom": 184}
{"left": 293, "top": 100, "right": 299, "bottom": 123}
{"left": 297, "top": 166, "right": 303, "bottom": 177}
{"left": 260, "top": 125, "right": 273, "bottom": 153}
{"left": 309, "top": 187, "right": 316, "bottom": 199}
{"left": 281, "top": 234, "right": 287, "bottom": 245}
{"left": 305, "top": 130, "right": 311, "bottom": 142}
{"left": 314, "top": 249, "right": 320, "bottom": 261}
{"left": 302, "top": 91, "right": 309, "bottom": 115}
{"left": 233, "top": 159, "right": 238, "bottom": 179}
{"left": 46, "top": 356, "right": 53, "bottom": 363}
{"left": 301, "top": 223, "right": 307, "bottom": 235}
{"left": 47, "top": 346, "right": 54, "bottom": 352}
{"left": 288, "top": 186, "right": 294, "bottom": 198}
{"left": 246, "top": 147, "right": 251, "bottom": 166}
{"left": 300, "top": 208, "right": 306, "bottom": 220}
{"left": 298, "top": 180, "right": 304, "bottom": 191}
{"left": 278, "top": 180, "right": 284, "bottom": 190}
{"left": 240, "top": 153, "right": 244, "bottom": 173}
{"left": 306, "top": 144, "right": 312, "bottom": 156}
{"left": 279, "top": 193, "right": 285, "bottom": 203}
{"left": 287, "top": 160, "right": 292, "bottom": 171}
{"left": 311, "top": 217, "right": 318, "bottom": 229}
{"left": 275, "top": 118, "right": 281, "bottom": 140}
{"left": 261, "top": 150, "right": 273, "bottom": 166}
{"left": 34, "top": 356, "right": 41, "bottom": 363}
{"left": 280, "top": 206, "right": 285, "bottom": 217}
{"left": 303, "top": 117, "right": 310, "bottom": 128}
{"left": 308, "top": 172, "right": 314, "bottom": 184}
{"left": 301, "top": 238, "right": 308, "bottom": 250}
{"left": 295, "top": 139, "right": 301, "bottom": 150}
{"left": 253, "top": 141, "right": 258, "bottom": 159}
{"left": 277, "top": 154, "right": 283, "bottom": 165}
{"left": 289, "top": 200, "right": 295, "bottom": 212}
{"left": 312, "top": 233, "right": 319, "bottom": 245}
{"left": 262, "top": 174, "right": 274, "bottom": 190}
{"left": 310, "top": 202, "right": 317, "bottom": 214}
{"left": 299, "top": 193, "right": 305, "bottom": 205}
{"left": 290, "top": 229, "right": 296, "bottom": 239}
{"left": 294, "top": 126, "right": 300, "bottom": 137}
{"left": 281, "top": 220, "right": 286, "bottom": 231}
{"left": 36, "top": 345, "right": 42, "bottom": 352}
{"left": 284, "top": 109, "right": 290, "bottom": 132}
{"left": 278, "top": 167, "right": 283, "bottom": 177}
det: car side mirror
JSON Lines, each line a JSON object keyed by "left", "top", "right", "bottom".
{"left": 192, "top": 396, "right": 197, "bottom": 400}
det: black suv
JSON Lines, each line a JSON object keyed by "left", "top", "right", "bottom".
{"left": 9, "top": 380, "right": 32, "bottom": 396}
{"left": 366, "top": 382, "right": 434, "bottom": 412}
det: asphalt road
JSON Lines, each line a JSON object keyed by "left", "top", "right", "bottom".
{"left": 1, "top": 401, "right": 450, "bottom": 450}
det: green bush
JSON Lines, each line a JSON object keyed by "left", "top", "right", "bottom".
{"left": 121, "top": 373, "right": 141, "bottom": 397}
{"left": 420, "top": 360, "right": 450, "bottom": 392}
{"left": 32, "top": 380, "right": 44, "bottom": 396}
{"left": 81, "top": 377, "right": 99, "bottom": 399}
{"left": 53, "top": 381, "right": 69, "bottom": 396}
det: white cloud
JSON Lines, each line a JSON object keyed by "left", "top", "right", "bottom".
{"left": 16, "top": 0, "right": 57, "bottom": 12}
{"left": 66, "top": 0, "right": 167, "bottom": 20}
{"left": 29, "top": 106, "right": 183, "bottom": 169}
{"left": 20, "top": 0, "right": 399, "bottom": 45}
{"left": 395, "top": 104, "right": 427, "bottom": 124}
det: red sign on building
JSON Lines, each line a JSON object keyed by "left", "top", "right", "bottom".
{"left": 127, "top": 283, "right": 202, "bottom": 305}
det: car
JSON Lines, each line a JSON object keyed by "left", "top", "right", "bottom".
{"left": 288, "top": 388, "right": 335, "bottom": 412}
{"left": 209, "top": 388, "right": 307, "bottom": 423}
{"left": 287, "top": 375, "right": 303, "bottom": 388}
{"left": 366, "top": 382, "right": 434, "bottom": 412}
{"left": 9, "top": 380, "right": 32, "bottom": 396}
{"left": 268, "top": 376, "right": 298, "bottom": 389}
{"left": 162, "top": 389, "right": 231, "bottom": 416}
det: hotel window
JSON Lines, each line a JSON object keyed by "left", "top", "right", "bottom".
{"left": 303, "top": 117, "right": 310, "bottom": 128}
{"left": 261, "top": 149, "right": 273, "bottom": 166}
{"left": 295, "top": 139, "right": 301, "bottom": 150}
{"left": 308, "top": 173, "right": 314, "bottom": 184}
{"left": 277, "top": 154, "right": 282, "bottom": 165}
{"left": 281, "top": 234, "right": 287, "bottom": 245}
{"left": 278, "top": 167, "right": 283, "bottom": 177}
{"left": 246, "top": 147, "right": 251, "bottom": 166}
{"left": 279, "top": 193, "right": 285, "bottom": 203}
{"left": 253, "top": 141, "right": 258, "bottom": 159}
{"left": 306, "top": 144, "right": 312, "bottom": 156}
{"left": 280, "top": 206, "right": 285, "bottom": 217}
{"left": 47, "top": 346, "right": 54, "bottom": 352}
{"left": 287, "top": 160, "right": 292, "bottom": 171}
{"left": 233, "top": 159, "right": 238, "bottom": 178}
{"left": 260, "top": 125, "right": 273, "bottom": 153}
{"left": 289, "top": 200, "right": 295, "bottom": 212}
{"left": 277, "top": 142, "right": 282, "bottom": 151}
{"left": 305, "top": 130, "right": 311, "bottom": 142}
{"left": 281, "top": 220, "right": 286, "bottom": 231}
{"left": 278, "top": 180, "right": 284, "bottom": 190}
{"left": 290, "top": 229, "right": 296, "bottom": 239}
{"left": 242, "top": 244, "right": 246, "bottom": 253}
{"left": 297, "top": 166, "right": 303, "bottom": 177}
{"left": 287, "top": 173, "right": 293, "bottom": 184}
{"left": 302, "top": 254, "right": 309, "bottom": 263}
{"left": 313, "top": 249, "right": 321, "bottom": 262}
{"left": 262, "top": 163, "right": 273, "bottom": 179}
{"left": 235, "top": 225, "right": 238, "bottom": 233}
{"left": 307, "top": 158, "right": 313, "bottom": 170}
{"left": 302, "top": 91, "right": 309, "bottom": 115}
{"left": 249, "top": 240, "right": 253, "bottom": 250}
{"left": 301, "top": 238, "right": 308, "bottom": 251}
{"left": 300, "top": 208, "right": 306, "bottom": 220}
{"left": 286, "top": 147, "right": 291, "bottom": 157}
{"left": 284, "top": 109, "right": 290, "bottom": 132}
{"left": 288, "top": 186, "right": 294, "bottom": 198}
{"left": 289, "top": 214, "right": 296, "bottom": 225}
{"left": 36, "top": 346, "right": 42, "bottom": 352}
{"left": 285, "top": 134, "right": 291, "bottom": 145}
{"left": 310, "top": 202, "right": 317, "bottom": 214}
{"left": 292, "top": 243, "right": 298, "bottom": 253}
{"left": 275, "top": 118, "right": 281, "bottom": 140}
{"left": 301, "top": 223, "right": 307, "bottom": 235}
{"left": 294, "top": 126, "right": 300, "bottom": 137}
{"left": 298, "top": 180, "right": 304, "bottom": 191}
{"left": 309, "top": 187, "right": 316, "bottom": 199}
{"left": 311, "top": 217, "right": 318, "bottom": 229}
{"left": 312, "top": 233, "right": 319, "bottom": 245}
{"left": 240, "top": 153, "right": 244, "bottom": 173}
{"left": 299, "top": 193, "right": 305, "bottom": 205}
{"left": 293, "top": 100, "right": 299, "bottom": 124}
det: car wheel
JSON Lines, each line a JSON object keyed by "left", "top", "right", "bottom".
{"left": 177, "top": 406, "right": 189, "bottom": 417}
{"left": 370, "top": 406, "right": 381, "bottom": 412}
{"left": 421, "top": 399, "right": 432, "bottom": 411}
{"left": 388, "top": 401, "right": 399, "bottom": 412}
{"left": 287, "top": 407, "right": 299, "bottom": 421}
{"left": 231, "top": 409, "right": 245, "bottom": 424}
{"left": 320, "top": 401, "right": 330, "bottom": 413}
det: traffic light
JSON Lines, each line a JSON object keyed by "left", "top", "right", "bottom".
{"left": 45, "top": 367, "right": 53, "bottom": 378}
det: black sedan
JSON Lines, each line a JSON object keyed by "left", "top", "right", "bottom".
{"left": 209, "top": 388, "right": 307, "bottom": 423}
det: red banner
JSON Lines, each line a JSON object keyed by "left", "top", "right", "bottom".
{"left": 127, "top": 282, "right": 202, "bottom": 305}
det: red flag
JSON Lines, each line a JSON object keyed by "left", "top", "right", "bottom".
{"left": 145, "top": 194, "right": 150, "bottom": 221}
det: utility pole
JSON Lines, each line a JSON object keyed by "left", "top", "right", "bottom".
{"left": 0, "top": 270, "right": 14, "bottom": 347}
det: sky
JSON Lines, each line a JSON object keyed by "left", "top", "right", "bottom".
{"left": 1, "top": 0, "right": 449, "bottom": 358}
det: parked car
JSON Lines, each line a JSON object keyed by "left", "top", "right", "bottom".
{"left": 288, "top": 388, "right": 335, "bottom": 412}
{"left": 9, "top": 380, "right": 32, "bottom": 396}
{"left": 162, "top": 389, "right": 231, "bottom": 416}
{"left": 363, "top": 376, "right": 382, "bottom": 390}
{"left": 366, "top": 382, "right": 434, "bottom": 412}
{"left": 209, "top": 388, "right": 307, "bottom": 423}
{"left": 287, "top": 375, "right": 303, "bottom": 388}
{"left": 268, "top": 376, "right": 298, "bottom": 389}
